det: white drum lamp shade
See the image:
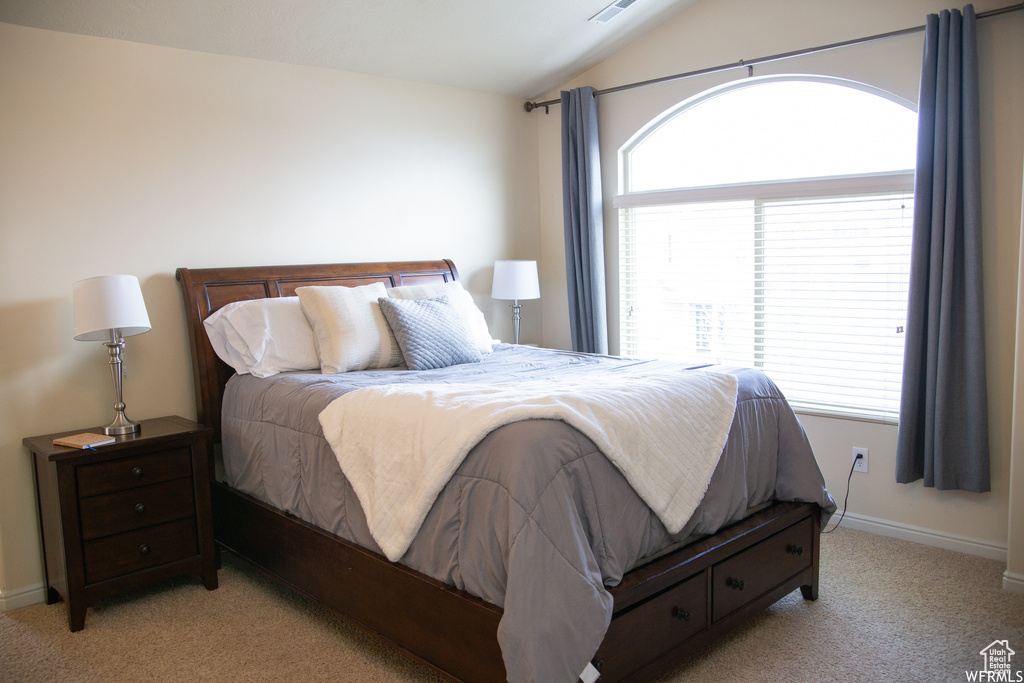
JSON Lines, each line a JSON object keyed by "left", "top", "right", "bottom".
{"left": 74, "top": 275, "right": 152, "bottom": 340}
{"left": 491, "top": 260, "right": 540, "bottom": 301}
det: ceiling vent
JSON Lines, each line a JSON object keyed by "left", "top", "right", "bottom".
{"left": 589, "top": 0, "right": 639, "bottom": 24}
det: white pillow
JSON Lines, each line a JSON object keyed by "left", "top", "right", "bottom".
{"left": 386, "top": 281, "right": 496, "bottom": 355}
{"left": 203, "top": 297, "right": 319, "bottom": 378}
{"left": 296, "top": 282, "right": 403, "bottom": 373}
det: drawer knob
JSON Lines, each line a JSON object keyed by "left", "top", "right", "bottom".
{"left": 786, "top": 544, "right": 804, "bottom": 556}
{"left": 131, "top": 466, "right": 144, "bottom": 479}
{"left": 673, "top": 606, "right": 691, "bottom": 622}
{"left": 726, "top": 577, "right": 745, "bottom": 591}
{"left": 138, "top": 544, "right": 150, "bottom": 556}
{"left": 134, "top": 503, "right": 147, "bottom": 515}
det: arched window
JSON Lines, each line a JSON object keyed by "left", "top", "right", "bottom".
{"left": 617, "top": 76, "right": 917, "bottom": 421}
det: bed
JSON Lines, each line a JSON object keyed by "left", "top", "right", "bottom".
{"left": 176, "top": 259, "right": 835, "bottom": 683}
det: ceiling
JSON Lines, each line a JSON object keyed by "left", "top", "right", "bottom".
{"left": 0, "top": 0, "right": 698, "bottom": 99}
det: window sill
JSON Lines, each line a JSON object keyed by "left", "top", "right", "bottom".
{"left": 793, "top": 406, "right": 898, "bottom": 426}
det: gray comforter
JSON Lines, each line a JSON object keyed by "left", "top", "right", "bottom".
{"left": 221, "top": 345, "right": 836, "bottom": 682}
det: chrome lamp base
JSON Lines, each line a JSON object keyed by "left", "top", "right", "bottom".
{"left": 103, "top": 333, "right": 141, "bottom": 435}
{"left": 511, "top": 300, "right": 522, "bottom": 345}
{"left": 104, "top": 410, "right": 140, "bottom": 436}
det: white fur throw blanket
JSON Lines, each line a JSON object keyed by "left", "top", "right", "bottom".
{"left": 318, "top": 369, "right": 739, "bottom": 562}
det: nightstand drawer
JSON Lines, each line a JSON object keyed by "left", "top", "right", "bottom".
{"left": 83, "top": 518, "right": 198, "bottom": 584}
{"left": 712, "top": 518, "right": 813, "bottom": 622}
{"left": 78, "top": 447, "right": 192, "bottom": 497}
{"left": 79, "top": 478, "right": 196, "bottom": 541}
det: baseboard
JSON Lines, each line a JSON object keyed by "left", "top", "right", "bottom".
{"left": 838, "top": 511, "right": 1007, "bottom": 562}
{"left": 0, "top": 582, "right": 46, "bottom": 611}
{"left": 1003, "top": 570, "right": 1024, "bottom": 595}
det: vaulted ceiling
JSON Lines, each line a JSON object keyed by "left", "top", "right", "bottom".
{"left": 0, "top": 0, "right": 698, "bottom": 98}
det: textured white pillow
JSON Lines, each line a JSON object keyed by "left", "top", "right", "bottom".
{"left": 203, "top": 297, "right": 319, "bottom": 378}
{"left": 386, "top": 281, "right": 496, "bottom": 355}
{"left": 296, "top": 283, "right": 403, "bottom": 373}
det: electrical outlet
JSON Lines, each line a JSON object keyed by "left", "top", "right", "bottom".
{"left": 852, "top": 447, "right": 869, "bottom": 473}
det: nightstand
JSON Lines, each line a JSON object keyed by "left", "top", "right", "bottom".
{"left": 25, "top": 415, "right": 218, "bottom": 631}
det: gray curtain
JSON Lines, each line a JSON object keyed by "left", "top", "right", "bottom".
{"left": 896, "top": 4, "right": 989, "bottom": 492}
{"left": 561, "top": 87, "right": 609, "bottom": 354}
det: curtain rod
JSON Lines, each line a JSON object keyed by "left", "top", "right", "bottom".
{"left": 523, "top": 1, "right": 1024, "bottom": 113}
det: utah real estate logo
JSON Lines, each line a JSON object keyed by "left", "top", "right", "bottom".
{"left": 967, "top": 640, "right": 1022, "bottom": 682}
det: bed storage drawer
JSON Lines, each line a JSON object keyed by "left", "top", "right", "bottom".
{"left": 593, "top": 571, "right": 707, "bottom": 681}
{"left": 711, "top": 517, "right": 813, "bottom": 622}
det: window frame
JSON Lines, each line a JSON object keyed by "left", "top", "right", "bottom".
{"left": 617, "top": 74, "right": 917, "bottom": 196}
{"left": 615, "top": 74, "right": 917, "bottom": 424}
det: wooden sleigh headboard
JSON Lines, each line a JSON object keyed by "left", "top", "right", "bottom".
{"left": 175, "top": 259, "right": 460, "bottom": 438}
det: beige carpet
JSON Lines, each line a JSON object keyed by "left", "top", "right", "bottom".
{"left": 2, "top": 527, "right": 1022, "bottom": 682}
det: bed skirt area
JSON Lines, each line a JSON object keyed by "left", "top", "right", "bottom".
{"left": 212, "top": 481, "right": 820, "bottom": 683}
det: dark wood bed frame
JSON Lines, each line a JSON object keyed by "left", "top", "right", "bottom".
{"left": 176, "top": 259, "right": 821, "bottom": 683}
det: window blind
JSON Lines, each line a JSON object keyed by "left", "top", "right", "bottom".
{"left": 619, "top": 190, "right": 913, "bottom": 421}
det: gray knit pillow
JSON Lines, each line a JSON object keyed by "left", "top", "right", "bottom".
{"left": 377, "top": 296, "right": 483, "bottom": 371}
{"left": 386, "top": 281, "right": 496, "bottom": 355}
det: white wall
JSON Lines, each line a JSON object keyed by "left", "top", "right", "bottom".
{"left": 0, "top": 22, "right": 540, "bottom": 602}
{"left": 536, "top": 0, "right": 1024, "bottom": 559}
{"left": 1008, "top": 170, "right": 1024, "bottom": 593}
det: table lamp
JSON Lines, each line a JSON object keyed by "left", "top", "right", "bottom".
{"left": 491, "top": 260, "right": 540, "bottom": 345}
{"left": 73, "top": 275, "right": 152, "bottom": 435}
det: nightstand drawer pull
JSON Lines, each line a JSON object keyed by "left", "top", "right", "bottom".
{"left": 786, "top": 544, "right": 804, "bottom": 556}
{"left": 138, "top": 544, "right": 150, "bottom": 556}
{"left": 131, "top": 466, "right": 144, "bottom": 479}
{"left": 726, "top": 577, "right": 745, "bottom": 591}
{"left": 134, "top": 503, "right": 147, "bottom": 515}
{"left": 673, "top": 607, "right": 691, "bottom": 622}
